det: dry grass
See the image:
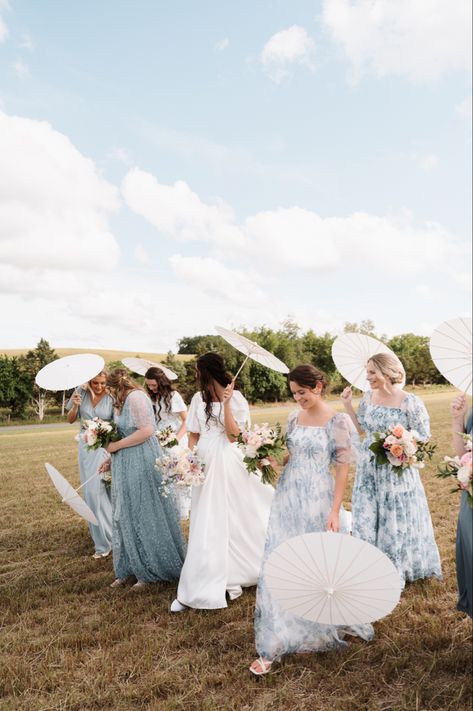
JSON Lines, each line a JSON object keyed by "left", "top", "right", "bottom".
{"left": 0, "top": 392, "right": 471, "bottom": 711}
{"left": 0, "top": 348, "right": 193, "bottom": 363}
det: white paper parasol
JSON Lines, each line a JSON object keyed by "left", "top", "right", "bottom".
{"left": 264, "top": 532, "right": 401, "bottom": 626}
{"left": 331, "top": 333, "right": 404, "bottom": 392}
{"left": 35, "top": 354, "right": 105, "bottom": 392}
{"left": 429, "top": 318, "right": 472, "bottom": 396}
{"left": 121, "top": 357, "right": 177, "bottom": 381}
{"left": 215, "top": 326, "right": 290, "bottom": 380}
{"left": 45, "top": 463, "right": 99, "bottom": 525}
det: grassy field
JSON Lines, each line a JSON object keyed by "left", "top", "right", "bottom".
{"left": 0, "top": 348, "right": 193, "bottom": 363}
{"left": 0, "top": 392, "right": 471, "bottom": 711}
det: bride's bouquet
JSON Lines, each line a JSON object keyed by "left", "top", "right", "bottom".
{"left": 237, "top": 422, "right": 286, "bottom": 485}
{"left": 369, "top": 423, "right": 436, "bottom": 475}
{"left": 156, "top": 426, "right": 179, "bottom": 449}
{"left": 437, "top": 433, "right": 472, "bottom": 508}
{"left": 80, "top": 417, "right": 120, "bottom": 451}
{"left": 155, "top": 447, "right": 206, "bottom": 497}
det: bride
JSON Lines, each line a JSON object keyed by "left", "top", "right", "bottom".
{"left": 171, "top": 352, "right": 274, "bottom": 611}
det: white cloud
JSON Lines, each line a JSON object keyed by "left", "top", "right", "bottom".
{"left": 0, "top": 110, "right": 120, "bottom": 273}
{"left": 123, "top": 168, "right": 460, "bottom": 279}
{"left": 122, "top": 168, "right": 245, "bottom": 248}
{"left": 244, "top": 207, "right": 457, "bottom": 275}
{"left": 0, "top": 0, "right": 8, "bottom": 44}
{"left": 134, "top": 244, "right": 150, "bottom": 264}
{"left": 215, "top": 37, "right": 229, "bottom": 51}
{"left": 12, "top": 58, "right": 29, "bottom": 78}
{"left": 415, "top": 285, "right": 432, "bottom": 297}
{"left": 169, "top": 254, "right": 266, "bottom": 305}
{"left": 323, "top": 0, "right": 472, "bottom": 83}
{"left": 261, "top": 25, "right": 315, "bottom": 82}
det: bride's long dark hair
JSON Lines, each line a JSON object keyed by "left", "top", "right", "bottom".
{"left": 196, "top": 352, "right": 233, "bottom": 426}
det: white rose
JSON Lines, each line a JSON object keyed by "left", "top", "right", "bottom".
{"left": 457, "top": 466, "right": 472, "bottom": 487}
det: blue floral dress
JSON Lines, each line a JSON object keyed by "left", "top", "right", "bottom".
{"left": 254, "top": 412, "right": 374, "bottom": 662}
{"left": 352, "top": 391, "right": 441, "bottom": 588}
{"left": 111, "top": 390, "right": 185, "bottom": 582}
{"left": 66, "top": 388, "right": 114, "bottom": 555}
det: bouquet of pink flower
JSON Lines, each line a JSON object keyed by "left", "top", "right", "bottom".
{"left": 155, "top": 447, "right": 205, "bottom": 497}
{"left": 369, "top": 423, "right": 436, "bottom": 475}
{"left": 156, "top": 426, "right": 179, "bottom": 449}
{"left": 236, "top": 422, "right": 286, "bottom": 485}
{"left": 80, "top": 417, "right": 120, "bottom": 451}
{"left": 437, "top": 434, "right": 472, "bottom": 508}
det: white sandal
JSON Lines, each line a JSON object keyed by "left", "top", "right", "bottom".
{"left": 249, "top": 657, "right": 273, "bottom": 676}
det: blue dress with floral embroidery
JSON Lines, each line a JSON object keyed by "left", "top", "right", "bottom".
{"left": 352, "top": 391, "right": 441, "bottom": 588}
{"left": 254, "top": 412, "right": 374, "bottom": 662}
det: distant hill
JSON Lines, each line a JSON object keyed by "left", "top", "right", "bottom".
{"left": 0, "top": 348, "right": 194, "bottom": 363}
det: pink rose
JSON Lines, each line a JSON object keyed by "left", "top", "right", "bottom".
{"left": 391, "top": 425, "right": 405, "bottom": 438}
{"left": 390, "top": 444, "right": 404, "bottom": 458}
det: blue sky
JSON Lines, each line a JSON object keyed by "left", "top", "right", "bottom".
{"left": 0, "top": 0, "right": 471, "bottom": 352}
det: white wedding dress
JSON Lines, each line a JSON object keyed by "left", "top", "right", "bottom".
{"left": 176, "top": 391, "right": 274, "bottom": 609}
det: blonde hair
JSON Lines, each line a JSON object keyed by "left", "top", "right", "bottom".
{"left": 367, "top": 353, "right": 405, "bottom": 385}
{"left": 106, "top": 368, "right": 143, "bottom": 412}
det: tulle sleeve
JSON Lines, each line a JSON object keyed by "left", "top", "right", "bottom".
{"left": 356, "top": 393, "right": 369, "bottom": 430}
{"left": 127, "top": 390, "right": 156, "bottom": 430}
{"left": 231, "top": 390, "right": 251, "bottom": 430}
{"left": 328, "top": 413, "right": 359, "bottom": 465}
{"left": 405, "top": 394, "right": 431, "bottom": 441}
{"left": 171, "top": 391, "right": 187, "bottom": 413}
{"left": 286, "top": 409, "right": 299, "bottom": 435}
{"left": 186, "top": 393, "right": 201, "bottom": 434}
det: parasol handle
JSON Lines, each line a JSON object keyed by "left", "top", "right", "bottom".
{"left": 232, "top": 354, "right": 250, "bottom": 382}
{"left": 64, "top": 470, "right": 101, "bottom": 499}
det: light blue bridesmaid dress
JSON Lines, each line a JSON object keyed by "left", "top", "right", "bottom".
{"left": 352, "top": 391, "right": 441, "bottom": 588}
{"left": 67, "top": 387, "right": 113, "bottom": 555}
{"left": 111, "top": 390, "right": 185, "bottom": 582}
{"left": 254, "top": 412, "right": 374, "bottom": 662}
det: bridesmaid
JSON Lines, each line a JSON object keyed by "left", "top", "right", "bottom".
{"left": 341, "top": 353, "right": 441, "bottom": 588}
{"left": 99, "top": 369, "right": 185, "bottom": 589}
{"left": 451, "top": 394, "right": 472, "bottom": 618}
{"left": 171, "top": 352, "right": 274, "bottom": 612}
{"left": 144, "top": 366, "right": 190, "bottom": 520}
{"left": 251, "top": 365, "right": 373, "bottom": 676}
{"left": 67, "top": 370, "right": 113, "bottom": 559}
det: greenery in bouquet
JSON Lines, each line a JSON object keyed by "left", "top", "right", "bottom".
{"left": 437, "top": 433, "right": 472, "bottom": 508}
{"left": 236, "top": 422, "right": 286, "bottom": 485}
{"left": 80, "top": 417, "right": 121, "bottom": 451}
{"left": 369, "top": 423, "right": 436, "bottom": 476}
{"left": 156, "top": 426, "right": 179, "bottom": 449}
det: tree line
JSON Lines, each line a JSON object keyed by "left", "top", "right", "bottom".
{"left": 0, "top": 321, "right": 446, "bottom": 422}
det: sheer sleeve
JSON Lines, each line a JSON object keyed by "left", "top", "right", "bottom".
{"left": 405, "top": 394, "right": 431, "bottom": 441}
{"left": 186, "top": 393, "right": 201, "bottom": 434}
{"left": 66, "top": 387, "right": 86, "bottom": 415}
{"left": 356, "top": 393, "right": 369, "bottom": 430}
{"left": 171, "top": 391, "right": 187, "bottom": 413}
{"left": 328, "top": 413, "right": 359, "bottom": 465}
{"left": 127, "top": 390, "right": 156, "bottom": 430}
{"left": 286, "top": 409, "right": 299, "bottom": 435}
{"left": 231, "top": 391, "right": 251, "bottom": 430}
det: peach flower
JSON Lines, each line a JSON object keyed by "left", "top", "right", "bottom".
{"left": 391, "top": 424, "right": 405, "bottom": 438}
{"left": 390, "top": 444, "right": 404, "bottom": 458}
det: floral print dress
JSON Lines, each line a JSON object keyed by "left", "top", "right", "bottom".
{"left": 254, "top": 412, "right": 374, "bottom": 662}
{"left": 352, "top": 391, "right": 441, "bottom": 588}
